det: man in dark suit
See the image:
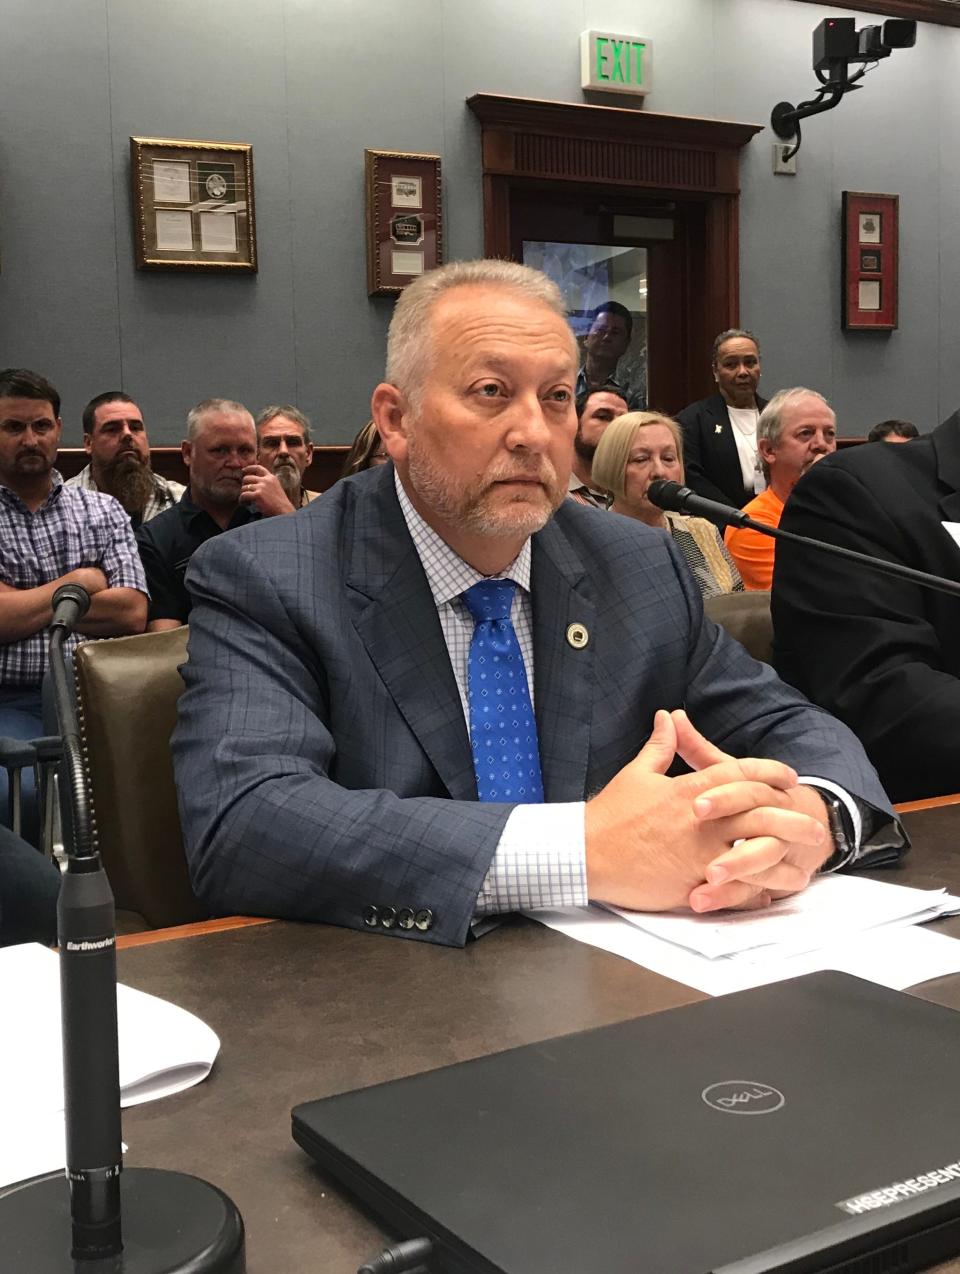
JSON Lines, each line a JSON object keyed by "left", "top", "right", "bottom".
{"left": 676, "top": 329, "right": 768, "bottom": 508}
{"left": 172, "top": 261, "right": 902, "bottom": 946}
{"left": 773, "top": 411, "right": 960, "bottom": 804}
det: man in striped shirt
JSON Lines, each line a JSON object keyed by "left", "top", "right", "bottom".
{"left": 0, "top": 369, "right": 148, "bottom": 840}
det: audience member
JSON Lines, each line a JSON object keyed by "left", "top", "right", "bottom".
{"left": 725, "top": 388, "right": 837, "bottom": 591}
{"left": 171, "top": 260, "right": 902, "bottom": 947}
{"left": 676, "top": 329, "right": 768, "bottom": 508}
{"left": 0, "top": 368, "right": 147, "bottom": 838}
{"left": 0, "top": 823, "right": 60, "bottom": 946}
{"left": 867, "top": 419, "right": 919, "bottom": 444}
{"left": 592, "top": 412, "right": 743, "bottom": 599}
{"left": 66, "top": 391, "right": 185, "bottom": 527}
{"left": 136, "top": 398, "right": 292, "bottom": 631}
{"left": 256, "top": 405, "right": 320, "bottom": 506}
{"left": 569, "top": 386, "right": 629, "bottom": 506}
{"left": 773, "top": 407, "right": 960, "bottom": 803}
{"left": 342, "top": 420, "right": 388, "bottom": 476}
{"left": 576, "top": 302, "right": 638, "bottom": 404}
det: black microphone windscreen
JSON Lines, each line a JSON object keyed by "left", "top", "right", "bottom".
{"left": 645, "top": 479, "right": 690, "bottom": 512}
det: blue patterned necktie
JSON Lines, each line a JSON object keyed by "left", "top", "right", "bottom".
{"left": 461, "top": 580, "right": 544, "bottom": 804}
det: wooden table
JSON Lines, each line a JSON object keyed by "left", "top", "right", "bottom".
{"left": 116, "top": 799, "right": 960, "bottom": 1273}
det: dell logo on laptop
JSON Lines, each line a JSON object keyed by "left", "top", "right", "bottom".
{"left": 701, "top": 1081, "right": 786, "bottom": 1115}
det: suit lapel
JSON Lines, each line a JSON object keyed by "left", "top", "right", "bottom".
{"left": 530, "top": 518, "right": 596, "bottom": 801}
{"left": 347, "top": 470, "right": 477, "bottom": 801}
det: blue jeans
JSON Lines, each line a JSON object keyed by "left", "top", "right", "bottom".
{"left": 0, "top": 686, "right": 44, "bottom": 846}
{"left": 0, "top": 822, "right": 60, "bottom": 945}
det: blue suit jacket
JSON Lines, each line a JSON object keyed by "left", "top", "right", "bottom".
{"left": 172, "top": 463, "right": 894, "bottom": 946}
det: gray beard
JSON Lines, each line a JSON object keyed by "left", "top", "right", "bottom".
{"left": 273, "top": 463, "right": 302, "bottom": 503}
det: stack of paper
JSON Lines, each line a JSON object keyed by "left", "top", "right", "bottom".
{"left": 527, "top": 875, "right": 960, "bottom": 998}
{"left": 0, "top": 943, "right": 219, "bottom": 1191}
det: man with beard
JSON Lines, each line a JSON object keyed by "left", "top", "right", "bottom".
{"left": 568, "top": 386, "right": 629, "bottom": 506}
{"left": 0, "top": 369, "right": 147, "bottom": 839}
{"left": 724, "top": 387, "right": 837, "bottom": 591}
{"left": 66, "top": 392, "right": 185, "bottom": 527}
{"left": 677, "top": 329, "right": 768, "bottom": 508}
{"left": 136, "top": 398, "right": 294, "bottom": 631}
{"left": 255, "top": 405, "right": 321, "bottom": 507}
{"left": 171, "top": 261, "right": 902, "bottom": 946}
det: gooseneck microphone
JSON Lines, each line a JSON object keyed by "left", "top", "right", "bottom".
{"left": 646, "top": 479, "right": 960, "bottom": 600}
{"left": 0, "top": 589, "right": 245, "bottom": 1271}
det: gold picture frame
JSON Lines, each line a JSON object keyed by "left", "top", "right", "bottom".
{"left": 130, "top": 136, "right": 257, "bottom": 272}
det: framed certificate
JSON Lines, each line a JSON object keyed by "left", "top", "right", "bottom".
{"left": 365, "top": 150, "right": 442, "bottom": 295}
{"left": 130, "top": 136, "right": 257, "bottom": 272}
{"left": 841, "top": 191, "right": 898, "bottom": 330}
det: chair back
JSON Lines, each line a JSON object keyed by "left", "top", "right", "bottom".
{"left": 74, "top": 626, "right": 205, "bottom": 928}
{"left": 703, "top": 591, "right": 773, "bottom": 665}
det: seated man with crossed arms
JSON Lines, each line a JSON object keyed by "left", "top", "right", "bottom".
{"left": 171, "top": 261, "right": 904, "bottom": 946}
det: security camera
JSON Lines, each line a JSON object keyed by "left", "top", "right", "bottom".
{"left": 771, "top": 16, "right": 917, "bottom": 157}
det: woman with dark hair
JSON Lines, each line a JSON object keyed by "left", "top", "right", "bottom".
{"left": 341, "top": 421, "right": 388, "bottom": 477}
{"left": 592, "top": 411, "right": 743, "bottom": 599}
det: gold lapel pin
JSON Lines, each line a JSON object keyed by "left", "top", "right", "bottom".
{"left": 566, "top": 622, "right": 589, "bottom": 650}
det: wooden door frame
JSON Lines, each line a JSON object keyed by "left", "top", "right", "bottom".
{"left": 466, "top": 94, "right": 762, "bottom": 402}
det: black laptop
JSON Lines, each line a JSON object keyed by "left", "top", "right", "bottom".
{"left": 292, "top": 972, "right": 960, "bottom": 1273}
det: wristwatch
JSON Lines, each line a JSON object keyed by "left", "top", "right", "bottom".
{"left": 816, "top": 789, "right": 858, "bottom": 873}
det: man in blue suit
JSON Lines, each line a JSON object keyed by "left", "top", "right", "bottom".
{"left": 172, "top": 260, "right": 903, "bottom": 946}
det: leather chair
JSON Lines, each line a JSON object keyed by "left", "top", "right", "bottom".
{"left": 74, "top": 626, "right": 206, "bottom": 929}
{"left": 703, "top": 591, "right": 773, "bottom": 665}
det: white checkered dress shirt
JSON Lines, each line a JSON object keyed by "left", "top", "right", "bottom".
{"left": 0, "top": 471, "right": 148, "bottom": 687}
{"left": 66, "top": 464, "right": 185, "bottom": 523}
{"left": 395, "top": 473, "right": 588, "bottom": 915}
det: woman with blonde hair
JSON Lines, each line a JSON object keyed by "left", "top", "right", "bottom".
{"left": 341, "top": 420, "right": 388, "bottom": 478}
{"left": 592, "top": 411, "right": 743, "bottom": 599}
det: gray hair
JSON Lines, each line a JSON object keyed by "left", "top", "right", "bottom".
{"left": 186, "top": 397, "right": 253, "bottom": 442}
{"left": 712, "top": 328, "right": 760, "bottom": 365}
{"left": 385, "top": 259, "right": 572, "bottom": 407}
{"left": 757, "top": 387, "right": 833, "bottom": 478}
{"left": 256, "top": 403, "right": 312, "bottom": 445}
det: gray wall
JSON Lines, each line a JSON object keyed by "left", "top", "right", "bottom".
{"left": 0, "top": 0, "right": 956, "bottom": 443}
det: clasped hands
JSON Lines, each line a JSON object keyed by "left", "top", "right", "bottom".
{"left": 584, "top": 709, "right": 833, "bottom": 915}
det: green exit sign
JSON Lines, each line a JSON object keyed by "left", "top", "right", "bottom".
{"left": 580, "top": 30, "right": 652, "bottom": 97}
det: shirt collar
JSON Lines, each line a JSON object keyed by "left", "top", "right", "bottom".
{"left": 0, "top": 468, "right": 64, "bottom": 511}
{"left": 393, "top": 468, "right": 531, "bottom": 606}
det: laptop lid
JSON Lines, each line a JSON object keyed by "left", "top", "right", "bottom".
{"left": 293, "top": 971, "right": 960, "bottom": 1273}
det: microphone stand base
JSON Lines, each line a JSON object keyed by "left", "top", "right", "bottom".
{"left": 0, "top": 1167, "right": 245, "bottom": 1272}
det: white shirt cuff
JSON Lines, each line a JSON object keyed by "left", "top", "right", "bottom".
{"left": 476, "top": 801, "right": 588, "bottom": 915}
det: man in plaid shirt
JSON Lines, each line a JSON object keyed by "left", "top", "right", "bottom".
{"left": 0, "top": 369, "right": 148, "bottom": 841}
{"left": 66, "top": 390, "right": 185, "bottom": 529}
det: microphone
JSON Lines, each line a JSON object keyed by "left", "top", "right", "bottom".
{"left": 647, "top": 479, "right": 960, "bottom": 601}
{"left": 646, "top": 479, "right": 750, "bottom": 528}
{"left": 50, "top": 583, "right": 91, "bottom": 631}
{"left": 0, "top": 594, "right": 244, "bottom": 1268}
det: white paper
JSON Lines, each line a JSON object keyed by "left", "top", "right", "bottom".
{"left": 152, "top": 160, "right": 191, "bottom": 204}
{"left": 154, "top": 208, "right": 194, "bottom": 252}
{"left": 0, "top": 945, "right": 218, "bottom": 1188}
{"left": 858, "top": 279, "right": 881, "bottom": 311}
{"left": 527, "top": 906, "right": 960, "bottom": 998}
{"left": 199, "top": 211, "right": 237, "bottom": 253}
{"left": 606, "top": 876, "right": 958, "bottom": 960}
{"left": 391, "top": 249, "right": 424, "bottom": 276}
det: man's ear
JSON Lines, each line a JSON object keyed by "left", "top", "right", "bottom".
{"left": 758, "top": 437, "right": 776, "bottom": 467}
{"left": 371, "top": 382, "right": 410, "bottom": 465}
{"left": 181, "top": 439, "right": 192, "bottom": 471}
{"left": 82, "top": 428, "right": 93, "bottom": 456}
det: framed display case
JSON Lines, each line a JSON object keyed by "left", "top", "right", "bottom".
{"left": 130, "top": 137, "right": 257, "bottom": 272}
{"left": 841, "top": 191, "right": 899, "bottom": 330}
{"left": 365, "top": 150, "right": 442, "bottom": 296}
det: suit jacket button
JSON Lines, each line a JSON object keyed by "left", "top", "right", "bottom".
{"left": 362, "top": 905, "right": 379, "bottom": 927}
{"left": 379, "top": 906, "right": 397, "bottom": 929}
{"left": 414, "top": 908, "right": 434, "bottom": 931}
{"left": 397, "top": 908, "right": 415, "bottom": 930}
